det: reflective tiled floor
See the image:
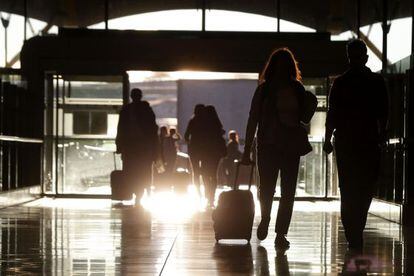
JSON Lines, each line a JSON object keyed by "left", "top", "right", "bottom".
{"left": 0, "top": 198, "right": 411, "bottom": 275}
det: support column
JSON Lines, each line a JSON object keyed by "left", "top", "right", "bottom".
{"left": 356, "top": 0, "right": 361, "bottom": 38}
{"left": 1, "top": 14, "right": 10, "bottom": 66}
{"left": 24, "top": 0, "right": 27, "bottom": 40}
{"left": 201, "top": 0, "right": 206, "bottom": 32}
{"left": 122, "top": 72, "right": 130, "bottom": 105}
{"left": 382, "top": 0, "right": 389, "bottom": 73}
{"left": 402, "top": 0, "right": 414, "bottom": 227}
{"left": 104, "top": 0, "right": 109, "bottom": 30}
{"left": 411, "top": 0, "right": 414, "bottom": 68}
{"left": 402, "top": 70, "right": 414, "bottom": 276}
{"left": 403, "top": 66, "right": 414, "bottom": 228}
{"left": 276, "top": 0, "right": 281, "bottom": 32}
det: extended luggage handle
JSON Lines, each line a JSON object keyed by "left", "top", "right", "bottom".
{"left": 233, "top": 160, "right": 255, "bottom": 191}
{"left": 113, "top": 152, "right": 118, "bottom": 170}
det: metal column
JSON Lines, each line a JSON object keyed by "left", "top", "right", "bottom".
{"left": 382, "top": 0, "right": 389, "bottom": 73}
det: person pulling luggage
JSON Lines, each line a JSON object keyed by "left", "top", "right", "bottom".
{"left": 115, "top": 88, "right": 159, "bottom": 205}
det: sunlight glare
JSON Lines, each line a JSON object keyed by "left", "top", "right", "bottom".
{"left": 128, "top": 70, "right": 258, "bottom": 82}
{"left": 140, "top": 185, "right": 204, "bottom": 221}
{"left": 206, "top": 10, "right": 315, "bottom": 32}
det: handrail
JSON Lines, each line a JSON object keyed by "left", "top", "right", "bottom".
{"left": 53, "top": 135, "right": 116, "bottom": 140}
{"left": 0, "top": 135, "right": 43, "bottom": 144}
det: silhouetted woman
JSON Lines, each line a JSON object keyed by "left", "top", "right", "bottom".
{"left": 185, "top": 104, "right": 205, "bottom": 191}
{"left": 242, "top": 48, "right": 311, "bottom": 248}
{"left": 200, "top": 105, "right": 226, "bottom": 208}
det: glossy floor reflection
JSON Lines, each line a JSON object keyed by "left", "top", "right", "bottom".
{"left": 0, "top": 198, "right": 411, "bottom": 275}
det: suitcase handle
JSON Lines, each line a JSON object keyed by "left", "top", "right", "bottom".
{"left": 233, "top": 160, "right": 255, "bottom": 191}
{"left": 113, "top": 152, "right": 118, "bottom": 170}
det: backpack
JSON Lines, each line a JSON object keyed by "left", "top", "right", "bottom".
{"left": 300, "top": 90, "right": 318, "bottom": 124}
{"left": 260, "top": 82, "right": 314, "bottom": 156}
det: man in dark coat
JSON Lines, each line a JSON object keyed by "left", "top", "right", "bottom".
{"left": 116, "top": 88, "right": 158, "bottom": 204}
{"left": 324, "top": 39, "right": 388, "bottom": 250}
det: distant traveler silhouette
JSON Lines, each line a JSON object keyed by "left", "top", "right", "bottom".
{"left": 163, "top": 128, "right": 181, "bottom": 175}
{"left": 223, "top": 130, "right": 242, "bottom": 185}
{"left": 324, "top": 39, "right": 388, "bottom": 250}
{"left": 185, "top": 104, "right": 205, "bottom": 193}
{"left": 242, "top": 48, "right": 312, "bottom": 248}
{"left": 200, "top": 105, "right": 227, "bottom": 207}
{"left": 116, "top": 88, "right": 158, "bottom": 204}
{"left": 159, "top": 126, "right": 168, "bottom": 168}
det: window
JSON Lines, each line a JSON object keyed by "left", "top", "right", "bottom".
{"left": 73, "top": 111, "right": 107, "bottom": 135}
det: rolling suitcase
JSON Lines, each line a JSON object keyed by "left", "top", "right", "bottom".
{"left": 212, "top": 161, "right": 255, "bottom": 242}
{"left": 111, "top": 153, "right": 132, "bottom": 201}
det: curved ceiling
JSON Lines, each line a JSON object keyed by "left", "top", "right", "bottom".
{"left": 0, "top": 0, "right": 411, "bottom": 33}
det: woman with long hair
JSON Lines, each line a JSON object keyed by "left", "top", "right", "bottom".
{"left": 241, "top": 48, "right": 311, "bottom": 248}
{"left": 185, "top": 104, "right": 205, "bottom": 192}
{"left": 200, "top": 105, "right": 226, "bottom": 208}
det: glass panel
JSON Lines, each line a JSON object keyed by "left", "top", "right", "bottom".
{"left": 92, "top": 10, "right": 202, "bottom": 30}
{"left": 73, "top": 112, "right": 90, "bottom": 134}
{"left": 59, "top": 138, "right": 120, "bottom": 194}
{"left": 53, "top": 75, "right": 123, "bottom": 195}
{"left": 205, "top": 10, "right": 314, "bottom": 32}
{"left": 298, "top": 141, "right": 326, "bottom": 196}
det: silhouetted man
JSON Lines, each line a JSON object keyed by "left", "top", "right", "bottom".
{"left": 324, "top": 39, "right": 388, "bottom": 250}
{"left": 116, "top": 88, "right": 158, "bottom": 204}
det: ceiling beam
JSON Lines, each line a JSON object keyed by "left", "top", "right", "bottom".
{"left": 6, "top": 23, "right": 54, "bottom": 68}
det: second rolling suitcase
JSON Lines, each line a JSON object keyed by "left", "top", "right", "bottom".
{"left": 212, "top": 161, "right": 255, "bottom": 242}
{"left": 110, "top": 170, "right": 132, "bottom": 201}
{"left": 110, "top": 153, "right": 133, "bottom": 201}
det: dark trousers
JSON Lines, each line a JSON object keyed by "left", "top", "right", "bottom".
{"left": 201, "top": 156, "right": 221, "bottom": 205}
{"left": 190, "top": 153, "right": 203, "bottom": 187}
{"left": 223, "top": 157, "right": 236, "bottom": 186}
{"left": 335, "top": 140, "right": 380, "bottom": 245}
{"left": 123, "top": 154, "right": 152, "bottom": 200}
{"left": 257, "top": 145, "right": 300, "bottom": 235}
{"left": 164, "top": 153, "right": 177, "bottom": 175}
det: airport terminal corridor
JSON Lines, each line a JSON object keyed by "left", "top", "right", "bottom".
{"left": 0, "top": 198, "right": 407, "bottom": 275}
{"left": 2, "top": 1, "right": 414, "bottom": 275}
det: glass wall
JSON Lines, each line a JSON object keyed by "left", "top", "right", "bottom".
{"left": 44, "top": 74, "right": 124, "bottom": 195}
{"left": 43, "top": 71, "right": 340, "bottom": 198}
{"left": 0, "top": 70, "right": 42, "bottom": 191}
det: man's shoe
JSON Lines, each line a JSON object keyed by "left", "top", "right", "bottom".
{"left": 274, "top": 235, "right": 290, "bottom": 249}
{"left": 257, "top": 217, "right": 270, "bottom": 240}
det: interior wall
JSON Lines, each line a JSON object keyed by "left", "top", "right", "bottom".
{"left": 177, "top": 79, "right": 257, "bottom": 140}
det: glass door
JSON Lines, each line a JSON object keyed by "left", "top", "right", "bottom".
{"left": 44, "top": 73, "right": 128, "bottom": 195}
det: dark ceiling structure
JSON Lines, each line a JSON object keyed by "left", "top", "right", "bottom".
{"left": 0, "top": 0, "right": 411, "bottom": 34}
